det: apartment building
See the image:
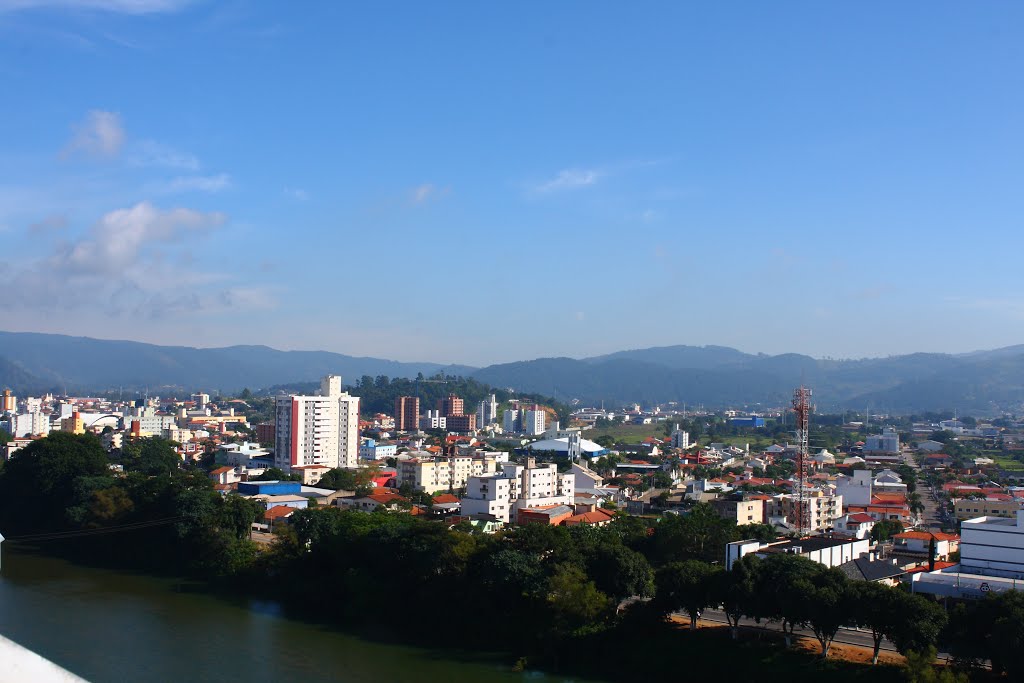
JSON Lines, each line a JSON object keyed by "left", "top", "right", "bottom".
{"left": 771, "top": 490, "right": 842, "bottom": 532}
{"left": 955, "top": 497, "right": 1024, "bottom": 520}
{"left": 445, "top": 413, "right": 477, "bottom": 433}
{"left": 461, "top": 457, "right": 575, "bottom": 523}
{"left": 439, "top": 394, "right": 464, "bottom": 418}
{"left": 275, "top": 375, "right": 360, "bottom": 472}
{"left": 522, "top": 405, "right": 546, "bottom": 436}
{"left": 397, "top": 453, "right": 499, "bottom": 493}
{"left": 476, "top": 394, "right": 498, "bottom": 427}
{"left": 394, "top": 396, "right": 420, "bottom": 432}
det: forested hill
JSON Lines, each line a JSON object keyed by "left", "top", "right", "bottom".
{"left": 472, "top": 345, "right": 1024, "bottom": 413}
{"left": 0, "top": 331, "right": 472, "bottom": 395}
{"left": 265, "top": 375, "right": 571, "bottom": 426}
{"left": 2, "top": 331, "right": 1024, "bottom": 413}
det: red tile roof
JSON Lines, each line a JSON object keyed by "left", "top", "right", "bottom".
{"left": 264, "top": 505, "right": 296, "bottom": 520}
{"left": 432, "top": 494, "right": 460, "bottom": 504}
{"left": 368, "top": 492, "right": 408, "bottom": 505}
{"left": 562, "top": 509, "right": 616, "bottom": 526}
{"left": 846, "top": 513, "right": 874, "bottom": 523}
{"left": 905, "top": 561, "right": 958, "bottom": 574}
{"left": 894, "top": 531, "right": 960, "bottom": 541}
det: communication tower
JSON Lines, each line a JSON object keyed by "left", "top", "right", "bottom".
{"left": 792, "top": 386, "right": 812, "bottom": 536}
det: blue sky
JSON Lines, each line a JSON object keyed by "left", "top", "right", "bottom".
{"left": 1, "top": 1, "right": 1023, "bottom": 366}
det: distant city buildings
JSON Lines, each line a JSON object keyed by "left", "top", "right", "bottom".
{"left": 864, "top": 427, "right": 901, "bottom": 454}
{"left": 394, "top": 396, "right": 420, "bottom": 432}
{"left": 476, "top": 394, "right": 498, "bottom": 427}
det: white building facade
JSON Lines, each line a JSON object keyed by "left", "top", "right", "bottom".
{"left": 476, "top": 394, "right": 498, "bottom": 427}
{"left": 959, "top": 512, "right": 1024, "bottom": 579}
{"left": 275, "top": 375, "right": 360, "bottom": 472}
{"left": 461, "top": 458, "right": 575, "bottom": 523}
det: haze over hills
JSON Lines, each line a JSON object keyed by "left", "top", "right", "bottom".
{"left": 0, "top": 331, "right": 1022, "bottom": 414}
{"left": 0, "top": 332, "right": 472, "bottom": 396}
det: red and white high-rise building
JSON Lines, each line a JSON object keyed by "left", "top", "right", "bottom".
{"left": 275, "top": 375, "right": 360, "bottom": 472}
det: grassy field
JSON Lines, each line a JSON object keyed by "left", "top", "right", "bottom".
{"left": 988, "top": 452, "right": 1024, "bottom": 471}
{"left": 582, "top": 423, "right": 668, "bottom": 444}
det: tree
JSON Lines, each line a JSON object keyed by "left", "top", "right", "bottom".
{"left": 986, "top": 591, "right": 1024, "bottom": 678}
{"left": 848, "top": 581, "right": 903, "bottom": 664}
{"left": 220, "top": 494, "right": 264, "bottom": 540}
{"left": 718, "top": 554, "right": 759, "bottom": 639}
{"left": 909, "top": 492, "right": 925, "bottom": 516}
{"left": 546, "top": 563, "right": 612, "bottom": 637}
{"left": 118, "top": 437, "right": 181, "bottom": 476}
{"left": 736, "top": 523, "right": 776, "bottom": 543}
{"left": 650, "top": 502, "right": 736, "bottom": 565}
{"left": 586, "top": 543, "right": 654, "bottom": 602}
{"left": 0, "top": 432, "right": 111, "bottom": 534}
{"left": 755, "top": 554, "right": 822, "bottom": 647}
{"left": 254, "top": 467, "right": 301, "bottom": 482}
{"left": 801, "top": 566, "right": 852, "bottom": 658}
{"left": 889, "top": 593, "right": 947, "bottom": 657}
{"left": 871, "top": 519, "right": 905, "bottom": 542}
{"left": 903, "top": 647, "right": 968, "bottom": 683}
{"left": 654, "top": 560, "right": 721, "bottom": 630}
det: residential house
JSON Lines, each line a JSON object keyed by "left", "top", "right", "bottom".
{"left": 833, "top": 512, "right": 876, "bottom": 539}
{"left": 711, "top": 498, "right": 764, "bottom": 525}
{"left": 892, "top": 531, "right": 960, "bottom": 561}
{"left": 562, "top": 508, "right": 616, "bottom": 527}
{"left": 517, "top": 505, "right": 574, "bottom": 526}
{"left": 839, "top": 554, "right": 906, "bottom": 586}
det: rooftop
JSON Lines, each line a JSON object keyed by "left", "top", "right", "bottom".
{"left": 753, "top": 535, "right": 865, "bottom": 554}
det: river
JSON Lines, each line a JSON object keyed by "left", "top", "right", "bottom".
{"left": 0, "top": 548, "right": 582, "bottom": 683}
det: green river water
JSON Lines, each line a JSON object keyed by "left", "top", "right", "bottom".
{"left": 0, "top": 548, "right": 586, "bottom": 683}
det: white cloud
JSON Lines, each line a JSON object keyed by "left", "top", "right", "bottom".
{"left": 1, "top": 201, "right": 276, "bottom": 318}
{"left": 48, "top": 200, "right": 225, "bottom": 276}
{"left": 532, "top": 168, "right": 602, "bottom": 194}
{"left": 128, "top": 140, "right": 200, "bottom": 170}
{"left": 62, "top": 110, "right": 124, "bottom": 159}
{"left": 0, "top": 0, "right": 193, "bottom": 13}
{"left": 158, "top": 173, "right": 232, "bottom": 194}
{"left": 412, "top": 183, "right": 435, "bottom": 204}
{"left": 284, "top": 187, "right": 310, "bottom": 201}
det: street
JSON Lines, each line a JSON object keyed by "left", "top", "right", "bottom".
{"left": 902, "top": 450, "right": 948, "bottom": 530}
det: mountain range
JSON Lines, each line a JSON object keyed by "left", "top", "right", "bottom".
{"left": 1, "top": 331, "right": 1022, "bottom": 414}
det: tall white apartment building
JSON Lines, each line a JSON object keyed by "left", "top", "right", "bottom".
{"left": 275, "top": 375, "right": 360, "bottom": 472}
{"left": 461, "top": 457, "right": 575, "bottom": 523}
{"left": 2, "top": 411, "right": 50, "bottom": 438}
{"left": 523, "top": 405, "right": 546, "bottom": 436}
{"left": 503, "top": 409, "right": 519, "bottom": 433}
{"left": 670, "top": 425, "right": 691, "bottom": 449}
{"left": 476, "top": 394, "right": 498, "bottom": 427}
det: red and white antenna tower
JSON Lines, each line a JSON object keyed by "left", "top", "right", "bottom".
{"left": 792, "top": 386, "right": 812, "bottom": 536}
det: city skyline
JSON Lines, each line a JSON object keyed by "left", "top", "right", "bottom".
{"left": 2, "top": 2, "right": 1024, "bottom": 366}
